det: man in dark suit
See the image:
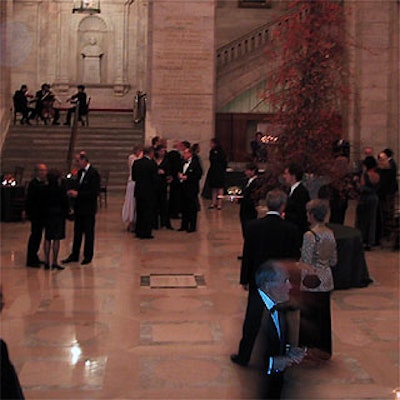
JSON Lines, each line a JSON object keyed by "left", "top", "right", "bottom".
{"left": 167, "top": 141, "right": 190, "bottom": 219}
{"left": 231, "top": 189, "right": 301, "bottom": 367}
{"left": 63, "top": 84, "right": 88, "bottom": 126}
{"left": 132, "top": 146, "right": 158, "bottom": 239}
{"left": 25, "top": 163, "right": 48, "bottom": 268}
{"left": 62, "top": 153, "right": 100, "bottom": 265}
{"left": 239, "top": 163, "right": 261, "bottom": 237}
{"left": 283, "top": 163, "right": 310, "bottom": 235}
{"left": 178, "top": 146, "right": 203, "bottom": 232}
{"left": 250, "top": 261, "right": 306, "bottom": 399}
{"left": 13, "top": 84, "right": 34, "bottom": 125}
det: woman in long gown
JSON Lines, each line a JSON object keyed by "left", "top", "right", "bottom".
{"left": 122, "top": 145, "right": 143, "bottom": 232}
{"left": 299, "top": 199, "right": 337, "bottom": 360}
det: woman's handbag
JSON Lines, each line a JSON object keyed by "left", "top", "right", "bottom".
{"left": 302, "top": 272, "right": 321, "bottom": 289}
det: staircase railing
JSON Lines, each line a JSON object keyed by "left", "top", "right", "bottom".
{"left": 216, "top": 8, "right": 300, "bottom": 73}
{"left": 216, "top": 23, "right": 271, "bottom": 72}
{"left": 66, "top": 101, "right": 80, "bottom": 172}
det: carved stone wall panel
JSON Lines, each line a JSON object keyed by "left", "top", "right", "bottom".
{"left": 146, "top": 0, "right": 216, "bottom": 144}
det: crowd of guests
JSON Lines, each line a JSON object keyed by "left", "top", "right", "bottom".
{"left": 122, "top": 136, "right": 229, "bottom": 239}
{"left": 229, "top": 142, "right": 398, "bottom": 397}
{"left": 320, "top": 145, "right": 398, "bottom": 250}
{"left": 13, "top": 83, "right": 88, "bottom": 126}
{"left": 15, "top": 133, "right": 397, "bottom": 398}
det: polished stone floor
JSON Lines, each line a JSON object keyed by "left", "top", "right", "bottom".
{"left": 1, "top": 196, "right": 399, "bottom": 399}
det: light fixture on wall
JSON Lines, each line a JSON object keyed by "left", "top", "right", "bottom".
{"left": 72, "top": 0, "right": 100, "bottom": 14}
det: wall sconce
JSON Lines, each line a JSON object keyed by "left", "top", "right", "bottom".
{"left": 72, "top": 0, "right": 100, "bottom": 14}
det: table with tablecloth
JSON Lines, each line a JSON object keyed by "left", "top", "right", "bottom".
{"left": 326, "top": 223, "right": 373, "bottom": 289}
{"left": 0, "top": 185, "right": 26, "bottom": 222}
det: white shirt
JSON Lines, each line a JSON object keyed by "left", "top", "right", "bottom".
{"left": 79, "top": 163, "right": 90, "bottom": 184}
{"left": 289, "top": 181, "right": 301, "bottom": 197}
{"left": 183, "top": 158, "right": 191, "bottom": 174}
{"left": 246, "top": 175, "right": 257, "bottom": 187}
{"left": 257, "top": 289, "right": 282, "bottom": 375}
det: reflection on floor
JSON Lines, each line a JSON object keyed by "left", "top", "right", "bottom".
{"left": 1, "top": 196, "right": 399, "bottom": 399}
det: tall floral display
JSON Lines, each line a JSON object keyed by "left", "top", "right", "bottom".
{"left": 264, "top": 0, "right": 349, "bottom": 176}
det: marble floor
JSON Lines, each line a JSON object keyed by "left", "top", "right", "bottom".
{"left": 1, "top": 196, "right": 399, "bottom": 400}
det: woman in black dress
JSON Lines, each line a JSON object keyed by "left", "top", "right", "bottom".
{"left": 44, "top": 169, "right": 69, "bottom": 270}
{"left": 206, "top": 138, "right": 227, "bottom": 210}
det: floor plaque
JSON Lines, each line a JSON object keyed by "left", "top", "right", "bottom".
{"left": 140, "top": 274, "right": 205, "bottom": 288}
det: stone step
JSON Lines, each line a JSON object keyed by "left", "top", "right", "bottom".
{"left": 1, "top": 112, "right": 145, "bottom": 191}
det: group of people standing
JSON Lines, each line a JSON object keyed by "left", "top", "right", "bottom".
{"left": 13, "top": 83, "right": 88, "bottom": 126}
{"left": 25, "top": 152, "right": 100, "bottom": 270}
{"left": 231, "top": 161, "right": 340, "bottom": 398}
{"left": 354, "top": 148, "right": 398, "bottom": 250}
{"left": 122, "top": 136, "right": 228, "bottom": 239}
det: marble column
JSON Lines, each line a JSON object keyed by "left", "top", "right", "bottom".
{"left": 345, "top": 1, "right": 399, "bottom": 160}
{"left": 145, "top": 0, "right": 216, "bottom": 148}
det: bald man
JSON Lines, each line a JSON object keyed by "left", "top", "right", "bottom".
{"left": 26, "top": 163, "right": 48, "bottom": 267}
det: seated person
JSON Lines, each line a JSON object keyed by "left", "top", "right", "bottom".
{"left": 63, "top": 85, "right": 88, "bottom": 126}
{"left": 13, "top": 84, "right": 34, "bottom": 125}
{"left": 31, "top": 83, "right": 61, "bottom": 125}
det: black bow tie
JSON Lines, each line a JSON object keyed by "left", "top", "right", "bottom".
{"left": 269, "top": 305, "right": 277, "bottom": 314}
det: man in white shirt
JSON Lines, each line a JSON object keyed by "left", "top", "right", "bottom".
{"left": 248, "top": 260, "right": 306, "bottom": 398}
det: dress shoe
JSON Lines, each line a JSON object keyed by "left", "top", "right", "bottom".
{"left": 62, "top": 256, "right": 79, "bottom": 264}
{"left": 81, "top": 259, "right": 92, "bottom": 265}
{"left": 52, "top": 264, "right": 65, "bottom": 270}
{"left": 44, "top": 263, "right": 51, "bottom": 270}
{"left": 63, "top": 122, "right": 69, "bottom": 126}
{"left": 177, "top": 228, "right": 186, "bottom": 232}
{"left": 139, "top": 235, "right": 154, "bottom": 240}
{"left": 237, "top": 255, "right": 243, "bottom": 260}
{"left": 52, "top": 121, "right": 60, "bottom": 125}
{"left": 230, "top": 354, "right": 247, "bottom": 367}
{"left": 165, "top": 226, "right": 174, "bottom": 230}
{"left": 187, "top": 229, "right": 196, "bottom": 233}
{"left": 26, "top": 263, "right": 41, "bottom": 268}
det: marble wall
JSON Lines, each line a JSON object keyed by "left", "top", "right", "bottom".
{"left": 6, "top": 0, "right": 146, "bottom": 111}
{"left": 345, "top": 1, "right": 399, "bottom": 159}
{"left": 145, "top": 0, "right": 216, "bottom": 147}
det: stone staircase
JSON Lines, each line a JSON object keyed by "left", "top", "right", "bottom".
{"left": 215, "top": 8, "right": 287, "bottom": 109}
{"left": 1, "top": 112, "right": 144, "bottom": 192}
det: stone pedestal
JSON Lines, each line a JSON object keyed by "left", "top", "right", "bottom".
{"left": 145, "top": 0, "right": 216, "bottom": 148}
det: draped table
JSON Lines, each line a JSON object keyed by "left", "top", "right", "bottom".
{"left": 326, "top": 223, "right": 373, "bottom": 289}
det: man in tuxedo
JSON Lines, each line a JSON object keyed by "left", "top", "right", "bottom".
{"left": 239, "top": 163, "right": 262, "bottom": 237}
{"left": 167, "top": 141, "right": 190, "bottom": 219}
{"left": 132, "top": 146, "right": 158, "bottom": 239}
{"left": 283, "top": 163, "right": 310, "bottom": 235}
{"left": 231, "top": 189, "right": 301, "bottom": 367}
{"left": 250, "top": 261, "right": 306, "bottom": 399}
{"left": 25, "top": 163, "right": 48, "bottom": 268}
{"left": 62, "top": 153, "right": 100, "bottom": 265}
{"left": 178, "top": 146, "right": 203, "bottom": 232}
